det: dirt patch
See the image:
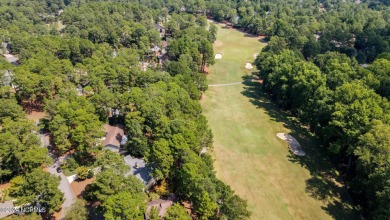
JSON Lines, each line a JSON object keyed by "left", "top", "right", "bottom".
{"left": 0, "top": 182, "right": 10, "bottom": 190}
{"left": 215, "top": 54, "right": 222, "bottom": 59}
{"left": 21, "top": 100, "right": 44, "bottom": 114}
{"left": 52, "top": 210, "right": 62, "bottom": 220}
{"left": 199, "top": 94, "right": 207, "bottom": 103}
{"left": 253, "top": 53, "right": 259, "bottom": 59}
{"left": 27, "top": 111, "right": 46, "bottom": 123}
{"left": 204, "top": 66, "right": 210, "bottom": 74}
{"left": 70, "top": 177, "right": 95, "bottom": 198}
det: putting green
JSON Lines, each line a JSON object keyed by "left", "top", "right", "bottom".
{"left": 201, "top": 22, "right": 356, "bottom": 219}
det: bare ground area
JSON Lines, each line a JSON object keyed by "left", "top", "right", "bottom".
{"left": 27, "top": 111, "right": 46, "bottom": 123}
{"left": 71, "top": 177, "right": 95, "bottom": 198}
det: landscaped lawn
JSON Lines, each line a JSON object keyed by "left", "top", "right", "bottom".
{"left": 201, "top": 22, "right": 357, "bottom": 219}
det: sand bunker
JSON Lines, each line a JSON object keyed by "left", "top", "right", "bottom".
{"left": 245, "top": 63, "right": 253, "bottom": 69}
{"left": 215, "top": 54, "right": 222, "bottom": 59}
{"left": 276, "top": 133, "right": 306, "bottom": 156}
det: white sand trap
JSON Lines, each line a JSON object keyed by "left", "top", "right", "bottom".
{"left": 215, "top": 54, "right": 222, "bottom": 59}
{"left": 245, "top": 63, "right": 253, "bottom": 69}
{"left": 276, "top": 133, "right": 306, "bottom": 156}
{"left": 253, "top": 53, "right": 259, "bottom": 59}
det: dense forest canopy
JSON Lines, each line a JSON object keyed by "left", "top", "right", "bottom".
{"left": 0, "top": 0, "right": 389, "bottom": 219}
{"left": 0, "top": 0, "right": 246, "bottom": 219}
{"left": 207, "top": 0, "right": 390, "bottom": 63}
{"left": 241, "top": 0, "right": 390, "bottom": 219}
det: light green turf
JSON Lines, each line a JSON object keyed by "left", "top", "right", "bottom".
{"left": 201, "top": 22, "right": 357, "bottom": 220}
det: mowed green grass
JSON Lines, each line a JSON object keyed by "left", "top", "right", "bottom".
{"left": 201, "top": 23, "right": 356, "bottom": 219}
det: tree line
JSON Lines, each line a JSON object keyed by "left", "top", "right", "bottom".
{"left": 207, "top": 0, "right": 390, "bottom": 64}
{"left": 255, "top": 39, "right": 390, "bottom": 219}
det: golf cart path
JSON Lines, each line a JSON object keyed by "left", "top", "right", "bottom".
{"left": 208, "top": 79, "right": 261, "bottom": 87}
{"left": 208, "top": 82, "right": 242, "bottom": 87}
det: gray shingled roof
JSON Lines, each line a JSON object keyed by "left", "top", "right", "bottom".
{"left": 0, "top": 201, "right": 14, "bottom": 218}
{"left": 124, "top": 155, "right": 154, "bottom": 186}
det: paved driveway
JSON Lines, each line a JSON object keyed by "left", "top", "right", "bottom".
{"left": 40, "top": 129, "right": 75, "bottom": 219}
{"left": 47, "top": 164, "right": 75, "bottom": 219}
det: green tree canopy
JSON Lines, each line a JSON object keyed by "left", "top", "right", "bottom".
{"left": 9, "top": 169, "right": 63, "bottom": 213}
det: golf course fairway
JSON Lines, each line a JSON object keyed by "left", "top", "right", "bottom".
{"left": 201, "top": 21, "right": 357, "bottom": 220}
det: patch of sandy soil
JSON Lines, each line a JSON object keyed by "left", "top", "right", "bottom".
{"left": 215, "top": 53, "right": 222, "bottom": 59}
{"left": 253, "top": 53, "right": 259, "bottom": 59}
{"left": 70, "top": 177, "right": 95, "bottom": 198}
{"left": 52, "top": 210, "right": 62, "bottom": 220}
{"left": 199, "top": 94, "right": 207, "bottom": 103}
{"left": 0, "top": 182, "right": 10, "bottom": 190}
{"left": 204, "top": 66, "right": 210, "bottom": 74}
{"left": 27, "top": 111, "right": 46, "bottom": 123}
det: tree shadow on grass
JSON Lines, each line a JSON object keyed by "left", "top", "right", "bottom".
{"left": 241, "top": 76, "right": 358, "bottom": 219}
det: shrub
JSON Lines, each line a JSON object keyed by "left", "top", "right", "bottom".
{"left": 87, "top": 170, "right": 94, "bottom": 179}
{"left": 148, "top": 192, "right": 160, "bottom": 201}
{"left": 62, "top": 157, "right": 78, "bottom": 171}
{"left": 76, "top": 166, "right": 89, "bottom": 180}
{"left": 155, "top": 180, "right": 169, "bottom": 196}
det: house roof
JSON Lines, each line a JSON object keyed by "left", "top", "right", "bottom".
{"left": 124, "top": 155, "right": 154, "bottom": 186}
{"left": 103, "top": 124, "right": 124, "bottom": 147}
{"left": 2, "top": 54, "right": 19, "bottom": 66}
{"left": 153, "top": 23, "right": 164, "bottom": 30}
{"left": 151, "top": 45, "right": 161, "bottom": 52}
{"left": 145, "top": 198, "right": 174, "bottom": 220}
{"left": 0, "top": 201, "right": 14, "bottom": 218}
{"left": 1, "top": 70, "right": 12, "bottom": 85}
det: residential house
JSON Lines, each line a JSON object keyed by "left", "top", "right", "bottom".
{"left": 145, "top": 195, "right": 175, "bottom": 220}
{"left": 1, "top": 70, "right": 12, "bottom": 87}
{"left": 2, "top": 54, "right": 18, "bottom": 66}
{"left": 102, "top": 124, "right": 125, "bottom": 152}
{"left": 124, "top": 155, "right": 155, "bottom": 189}
{"left": 140, "top": 62, "right": 149, "bottom": 71}
{"left": 0, "top": 201, "right": 14, "bottom": 218}
{"left": 153, "top": 23, "right": 166, "bottom": 38}
{"left": 158, "top": 41, "right": 169, "bottom": 65}
{"left": 151, "top": 45, "right": 161, "bottom": 56}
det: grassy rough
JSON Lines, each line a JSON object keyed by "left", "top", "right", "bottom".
{"left": 201, "top": 22, "right": 357, "bottom": 220}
